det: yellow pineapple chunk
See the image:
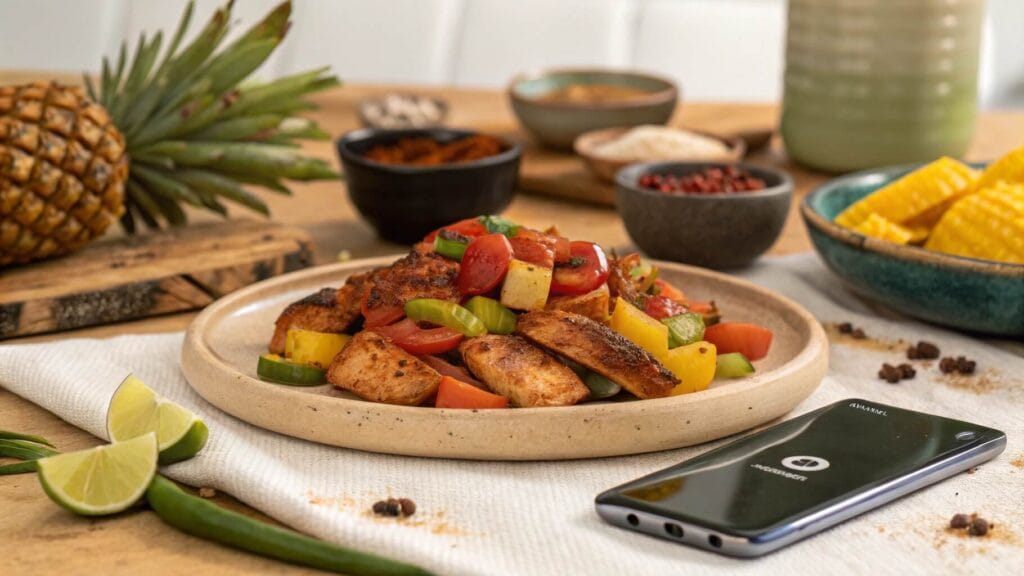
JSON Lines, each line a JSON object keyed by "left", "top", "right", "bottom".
{"left": 976, "top": 144, "right": 1024, "bottom": 190}
{"left": 925, "top": 182, "right": 1024, "bottom": 264}
{"left": 852, "top": 213, "right": 913, "bottom": 245}
{"left": 835, "top": 157, "right": 977, "bottom": 228}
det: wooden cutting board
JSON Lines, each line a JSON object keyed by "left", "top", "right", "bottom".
{"left": 0, "top": 220, "right": 313, "bottom": 339}
{"left": 517, "top": 140, "right": 617, "bottom": 206}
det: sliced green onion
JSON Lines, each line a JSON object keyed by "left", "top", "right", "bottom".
{"left": 404, "top": 299, "right": 486, "bottom": 337}
{"left": 464, "top": 296, "right": 516, "bottom": 335}
{"left": 662, "top": 312, "right": 705, "bottom": 348}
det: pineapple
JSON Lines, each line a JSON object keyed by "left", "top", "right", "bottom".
{"left": 0, "top": 1, "right": 338, "bottom": 266}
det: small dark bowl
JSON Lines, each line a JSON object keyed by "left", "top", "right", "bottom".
{"left": 802, "top": 163, "right": 1024, "bottom": 336}
{"left": 616, "top": 162, "right": 793, "bottom": 269}
{"left": 337, "top": 128, "right": 521, "bottom": 244}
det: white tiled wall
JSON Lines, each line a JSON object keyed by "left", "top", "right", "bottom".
{"left": 0, "top": 0, "right": 1020, "bottom": 106}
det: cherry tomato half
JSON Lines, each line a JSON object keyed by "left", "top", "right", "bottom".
{"left": 550, "top": 241, "right": 610, "bottom": 296}
{"left": 372, "top": 318, "right": 464, "bottom": 355}
{"left": 510, "top": 236, "right": 555, "bottom": 268}
{"left": 703, "top": 322, "right": 773, "bottom": 361}
{"left": 423, "top": 218, "right": 489, "bottom": 244}
{"left": 644, "top": 295, "right": 688, "bottom": 320}
{"left": 457, "top": 233, "right": 513, "bottom": 295}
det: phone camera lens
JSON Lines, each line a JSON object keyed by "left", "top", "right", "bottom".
{"left": 955, "top": 431, "right": 977, "bottom": 441}
{"left": 708, "top": 535, "right": 723, "bottom": 548}
{"left": 626, "top": 514, "right": 639, "bottom": 526}
{"left": 664, "top": 523, "right": 683, "bottom": 538}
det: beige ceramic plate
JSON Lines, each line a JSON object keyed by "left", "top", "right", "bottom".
{"left": 181, "top": 256, "right": 828, "bottom": 460}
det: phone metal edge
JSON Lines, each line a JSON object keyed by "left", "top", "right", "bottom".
{"left": 595, "top": 433, "right": 1006, "bottom": 558}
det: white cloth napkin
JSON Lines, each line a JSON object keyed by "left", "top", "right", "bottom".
{"left": 2, "top": 254, "right": 1022, "bottom": 575}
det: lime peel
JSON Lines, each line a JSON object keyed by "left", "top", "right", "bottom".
{"left": 106, "top": 374, "right": 208, "bottom": 464}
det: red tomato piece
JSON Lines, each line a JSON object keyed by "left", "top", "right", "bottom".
{"left": 435, "top": 376, "right": 509, "bottom": 409}
{"left": 509, "top": 236, "right": 555, "bottom": 268}
{"left": 514, "top": 228, "right": 570, "bottom": 263}
{"left": 360, "top": 289, "right": 405, "bottom": 328}
{"left": 644, "top": 295, "right": 688, "bottom": 320}
{"left": 688, "top": 300, "right": 716, "bottom": 314}
{"left": 457, "top": 233, "right": 513, "bottom": 295}
{"left": 372, "top": 319, "right": 464, "bottom": 355}
{"left": 653, "top": 278, "right": 688, "bottom": 304}
{"left": 703, "top": 322, "right": 773, "bottom": 361}
{"left": 550, "top": 241, "right": 610, "bottom": 296}
{"left": 419, "top": 355, "right": 485, "bottom": 388}
{"left": 423, "top": 218, "right": 489, "bottom": 244}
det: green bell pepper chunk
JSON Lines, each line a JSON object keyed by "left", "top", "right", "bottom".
{"left": 583, "top": 372, "right": 622, "bottom": 400}
{"left": 715, "top": 352, "right": 755, "bottom": 379}
{"left": 662, "top": 312, "right": 705, "bottom": 348}
{"left": 433, "top": 230, "right": 469, "bottom": 260}
{"left": 464, "top": 296, "right": 516, "bottom": 335}
{"left": 404, "top": 298, "right": 487, "bottom": 337}
{"left": 257, "top": 354, "right": 326, "bottom": 386}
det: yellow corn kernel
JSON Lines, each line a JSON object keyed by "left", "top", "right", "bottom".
{"left": 925, "top": 182, "right": 1024, "bottom": 264}
{"left": 852, "top": 213, "right": 914, "bottom": 244}
{"left": 976, "top": 144, "right": 1024, "bottom": 190}
{"left": 835, "top": 157, "right": 977, "bottom": 228}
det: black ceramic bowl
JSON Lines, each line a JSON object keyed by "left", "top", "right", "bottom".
{"left": 336, "top": 128, "right": 521, "bottom": 243}
{"left": 616, "top": 162, "right": 792, "bottom": 269}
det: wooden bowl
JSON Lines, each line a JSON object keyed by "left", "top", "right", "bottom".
{"left": 802, "top": 164, "right": 1024, "bottom": 336}
{"left": 575, "top": 127, "right": 745, "bottom": 183}
{"left": 181, "top": 257, "right": 829, "bottom": 461}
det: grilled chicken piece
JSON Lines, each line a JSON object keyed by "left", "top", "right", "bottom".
{"left": 546, "top": 284, "right": 610, "bottom": 323}
{"left": 363, "top": 251, "right": 460, "bottom": 316}
{"left": 459, "top": 335, "right": 589, "bottom": 407}
{"left": 516, "top": 310, "right": 678, "bottom": 399}
{"left": 327, "top": 331, "right": 441, "bottom": 406}
{"left": 268, "top": 271, "right": 370, "bottom": 354}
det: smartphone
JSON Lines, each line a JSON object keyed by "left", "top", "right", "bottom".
{"left": 595, "top": 398, "right": 1006, "bottom": 557}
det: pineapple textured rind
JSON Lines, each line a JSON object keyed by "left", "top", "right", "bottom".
{"left": 0, "top": 83, "right": 127, "bottom": 265}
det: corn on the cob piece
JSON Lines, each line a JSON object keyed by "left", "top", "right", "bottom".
{"left": 925, "top": 182, "right": 1024, "bottom": 264}
{"left": 906, "top": 226, "right": 930, "bottom": 245}
{"left": 976, "top": 144, "right": 1024, "bottom": 190}
{"left": 835, "top": 157, "right": 977, "bottom": 228}
{"left": 852, "top": 213, "right": 914, "bottom": 244}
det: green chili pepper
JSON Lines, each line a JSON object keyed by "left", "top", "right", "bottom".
{"left": 146, "top": 476, "right": 433, "bottom": 576}
{"left": 662, "top": 312, "right": 705, "bottom": 348}
{"left": 464, "top": 296, "right": 516, "bottom": 335}
{"left": 432, "top": 230, "right": 469, "bottom": 261}
{"left": 256, "top": 354, "right": 326, "bottom": 386}
{"left": 404, "top": 299, "right": 486, "bottom": 337}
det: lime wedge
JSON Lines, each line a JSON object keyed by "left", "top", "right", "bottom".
{"left": 37, "top": 433, "right": 157, "bottom": 516}
{"left": 107, "top": 374, "right": 209, "bottom": 464}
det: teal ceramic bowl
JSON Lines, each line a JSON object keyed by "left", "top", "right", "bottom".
{"left": 508, "top": 68, "right": 677, "bottom": 150}
{"left": 801, "top": 164, "right": 1024, "bottom": 336}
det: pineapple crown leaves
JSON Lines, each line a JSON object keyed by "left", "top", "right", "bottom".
{"left": 83, "top": 0, "right": 340, "bottom": 234}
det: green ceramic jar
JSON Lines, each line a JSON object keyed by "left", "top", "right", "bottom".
{"left": 781, "top": 0, "right": 986, "bottom": 172}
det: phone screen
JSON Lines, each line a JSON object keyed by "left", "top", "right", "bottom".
{"left": 598, "top": 399, "right": 1005, "bottom": 541}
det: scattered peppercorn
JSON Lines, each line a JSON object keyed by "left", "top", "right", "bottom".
{"left": 969, "top": 517, "right": 990, "bottom": 536}
{"left": 906, "top": 341, "right": 941, "bottom": 360}
{"left": 638, "top": 166, "right": 767, "bottom": 195}
{"left": 939, "top": 356, "right": 977, "bottom": 375}
{"left": 850, "top": 328, "right": 867, "bottom": 339}
{"left": 371, "top": 497, "right": 417, "bottom": 518}
{"left": 897, "top": 363, "right": 916, "bottom": 379}
{"left": 950, "top": 513, "right": 970, "bottom": 529}
{"left": 838, "top": 322, "right": 853, "bottom": 334}
{"left": 878, "top": 363, "right": 903, "bottom": 383}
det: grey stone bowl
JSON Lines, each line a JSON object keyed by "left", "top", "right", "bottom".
{"left": 616, "top": 162, "right": 793, "bottom": 269}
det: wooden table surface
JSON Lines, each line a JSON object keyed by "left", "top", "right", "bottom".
{"left": 3, "top": 74, "right": 1023, "bottom": 575}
